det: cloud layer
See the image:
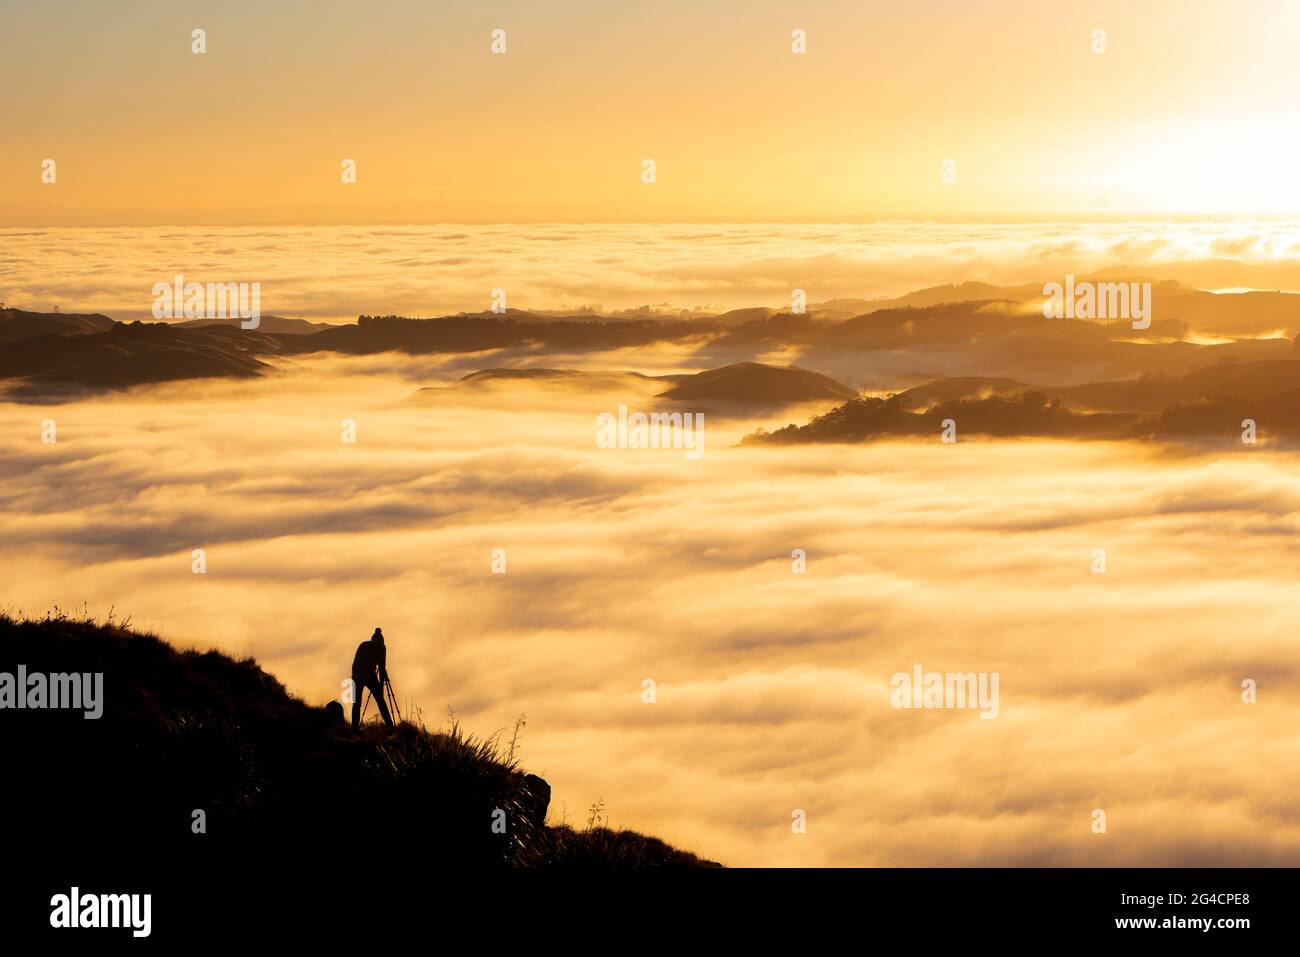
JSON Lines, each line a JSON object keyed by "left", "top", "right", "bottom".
{"left": 3, "top": 351, "right": 1299, "bottom": 865}
{"left": 7, "top": 220, "right": 1300, "bottom": 322}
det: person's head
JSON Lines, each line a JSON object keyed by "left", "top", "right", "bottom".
{"left": 372, "top": 627, "right": 384, "bottom": 643}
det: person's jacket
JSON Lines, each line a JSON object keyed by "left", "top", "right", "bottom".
{"left": 351, "top": 639, "right": 388, "bottom": 684}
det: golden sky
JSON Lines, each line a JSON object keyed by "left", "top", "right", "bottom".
{"left": 3, "top": 0, "right": 1299, "bottom": 224}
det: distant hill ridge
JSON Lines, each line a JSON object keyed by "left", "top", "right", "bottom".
{"left": 453, "top": 362, "right": 855, "bottom": 406}
{"left": 0, "top": 307, "right": 116, "bottom": 340}
{"left": 655, "top": 361, "right": 857, "bottom": 403}
{"left": 0, "top": 319, "right": 280, "bottom": 397}
{"left": 746, "top": 357, "right": 1300, "bottom": 445}
{"left": 4, "top": 284, "right": 1300, "bottom": 405}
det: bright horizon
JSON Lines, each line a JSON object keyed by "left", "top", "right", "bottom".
{"left": 10, "top": 219, "right": 1300, "bottom": 321}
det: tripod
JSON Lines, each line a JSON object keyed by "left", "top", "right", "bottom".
{"left": 383, "top": 675, "right": 404, "bottom": 724}
{"left": 360, "top": 675, "right": 403, "bottom": 725}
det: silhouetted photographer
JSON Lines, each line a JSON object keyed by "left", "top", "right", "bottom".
{"left": 351, "top": 628, "right": 393, "bottom": 729}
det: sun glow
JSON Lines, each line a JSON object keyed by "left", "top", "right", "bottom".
{"left": 1102, "top": 118, "right": 1300, "bottom": 214}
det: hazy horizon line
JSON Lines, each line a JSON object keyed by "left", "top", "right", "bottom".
{"left": 8, "top": 213, "right": 1300, "bottom": 230}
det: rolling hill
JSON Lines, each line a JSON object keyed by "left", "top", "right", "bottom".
{"left": 656, "top": 362, "right": 856, "bottom": 403}
{"left": 0, "top": 320, "right": 280, "bottom": 397}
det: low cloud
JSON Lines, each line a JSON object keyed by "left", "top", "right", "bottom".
{"left": 9, "top": 221, "right": 1300, "bottom": 321}
{"left": 2, "top": 349, "right": 1299, "bottom": 865}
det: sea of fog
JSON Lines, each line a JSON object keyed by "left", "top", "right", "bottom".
{"left": 6, "top": 219, "right": 1300, "bottom": 321}
{"left": 4, "top": 350, "right": 1300, "bottom": 865}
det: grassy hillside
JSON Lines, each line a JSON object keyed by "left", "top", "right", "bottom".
{"left": 0, "top": 611, "right": 717, "bottom": 869}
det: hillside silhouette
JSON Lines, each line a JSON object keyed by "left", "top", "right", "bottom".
{"left": 896, "top": 358, "right": 1300, "bottom": 414}
{"left": 745, "top": 392, "right": 1146, "bottom": 444}
{"left": 282, "top": 313, "right": 724, "bottom": 356}
{"left": 809, "top": 278, "right": 1300, "bottom": 338}
{"left": 742, "top": 349, "right": 1300, "bottom": 445}
{"left": 0, "top": 319, "right": 282, "bottom": 398}
{"left": 0, "top": 307, "right": 116, "bottom": 340}
{"left": 0, "top": 611, "right": 718, "bottom": 869}
{"left": 6, "top": 287, "right": 1299, "bottom": 425}
{"left": 448, "top": 362, "right": 853, "bottom": 408}
{"left": 655, "top": 362, "right": 856, "bottom": 404}
{"left": 176, "top": 314, "right": 338, "bottom": 335}
{"left": 449, "top": 367, "right": 656, "bottom": 388}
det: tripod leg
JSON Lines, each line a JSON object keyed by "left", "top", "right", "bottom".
{"left": 385, "top": 680, "right": 402, "bottom": 724}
